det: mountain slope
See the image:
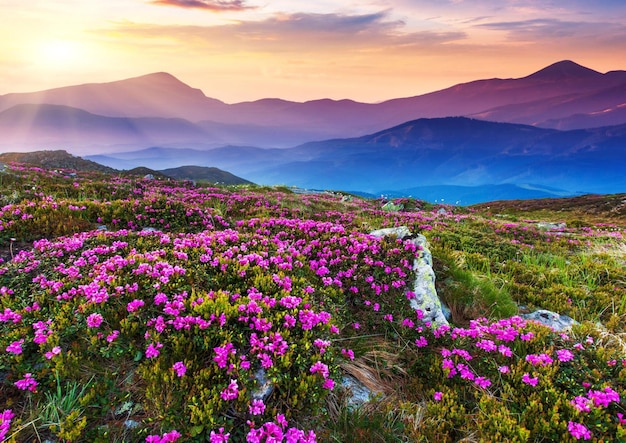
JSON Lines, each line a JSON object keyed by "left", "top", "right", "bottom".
{"left": 159, "top": 165, "right": 254, "bottom": 185}
{"left": 86, "top": 117, "right": 626, "bottom": 199}
{"left": 0, "top": 150, "right": 116, "bottom": 173}
{"left": 0, "top": 104, "right": 217, "bottom": 149}
{"left": 0, "top": 72, "right": 226, "bottom": 121}
{"left": 2, "top": 60, "right": 626, "bottom": 149}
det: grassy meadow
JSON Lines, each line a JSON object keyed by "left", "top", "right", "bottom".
{"left": 0, "top": 163, "right": 625, "bottom": 442}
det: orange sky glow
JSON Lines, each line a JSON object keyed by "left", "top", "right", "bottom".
{"left": 1, "top": 0, "right": 626, "bottom": 103}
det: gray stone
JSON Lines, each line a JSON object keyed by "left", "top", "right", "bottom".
{"left": 521, "top": 309, "right": 578, "bottom": 331}
{"left": 252, "top": 368, "right": 274, "bottom": 401}
{"left": 124, "top": 420, "right": 140, "bottom": 429}
{"left": 381, "top": 201, "right": 404, "bottom": 212}
{"left": 143, "top": 174, "right": 155, "bottom": 180}
{"left": 369, "top": 226, "right": 449, "bottom": 327}
{"left": 341, "top": 375, "right": 376, "bottom": 410}
{"left": 536, "top": 222, "right": 566, "bottom": 231}
{"left": 369, "top": 226, "right": 412, "bottom": 239}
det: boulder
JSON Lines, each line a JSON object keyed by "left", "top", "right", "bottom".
{"left": 536, "top": 222, "right": 566, "bottom": 231}
{"left": 521, "top": 309, "right": 578, "bottom": 331}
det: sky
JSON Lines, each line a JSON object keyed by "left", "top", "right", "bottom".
{"left": 1, "top": 0, "right": 626, "bottom": 103}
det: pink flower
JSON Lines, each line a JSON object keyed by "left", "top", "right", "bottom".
{"left": 310, "top": 361, "right": 329, "bottom": 378}
{"left": 6, "top": 339, "right": 24, "bottom": 355}
{"left": 322, "top": 378, "right": 335, "bottom": 390}
{"left": 570, "top": 396, "right": 591, "bottom": 413}
{"left": 341, "top": 348, "right": 355, "bottom": 360}
{"left": 146, "top": 342, "right": 163, "bottom": 359}
{"left": 127, "top": 299, "right": 145, "bottom": 312}
{"left": 521, "top": 373, "right": 538, "bottom": 386}
{"left": 209, "top": 427, "right": 230, "bottom": 442}
{"left": 220, "top": 379, "right": 239, "bottom": 401}
{"left": 86, "top": 313, "right": 103, "bottom": 328}
{"left": 172, "top": 361, "right": 187, "bottom": 377}
{"left": 14, "top": 373, "right": 38, "bottom": 392}
{"left": 0, "top": 409, "right": 15, "bottom": 442}
{"left": 568, "top": 421, "right": 591, "bottom": 440}
{"left": 498, "top": 345, "right": 512, "bottom": 357}
{"left": 474, "top": 376, "right": 491, "bottom": 389}
{"left": 557, "top": 349, "right": 574, "bottom": 362}
{"left": 146, "top": 430, "right": 182, "bottom": 442}
{"left": 415, "top": 336, "right": 428, "bottom": 348}
{"left": 249, "top": 399, "right": 266, "bottom": 415}
{"left": 520, "top": 332, "right": 534, "bottom": 341}
{"left": 106, "top": 330, "right": 120, "bottom": 343}
{"left": 45, "top": 346, "right": 61, "bottom": 360}
{"left": 433, "top": 391, "right": 443, "bottom": 401}
{"left": 498, "top": 365, "right": 510, "bottom": 374}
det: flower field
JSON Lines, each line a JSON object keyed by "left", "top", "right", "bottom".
{"left": 1, "top": 164, "right": 625, "bottom": 442}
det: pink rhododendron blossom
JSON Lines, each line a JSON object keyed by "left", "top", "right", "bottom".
{"left": 415, "top": 336, "right": 428, "bottom": 348}
{"left": 86, "top": 313, "right": 103, "bottom": 328}
{"left": 172, "top": 361, "right": 187, "bottom": 377}
{"left": 146, "top": 342, "right": 163, "bottom": 358}
{"left": 146, "top": 430, "right": 181, "bottom": 442}
{"left": 15, "top": 373, "right": 37, "bottom": 392}
{"left": 341, "top": 348, "right": 355, "bottom": 360}
{"left": 249, "top": 399, "right": 266, "bottom": 415}
{"left": 45, "top": 346, "right": 61, "bottom": 360}
{"left": 210, "top": 427, "right": 230, "bottom": 442}
{"left": 220, "top": 379, "right": 239, "bottom": 401}
{"left": 570, "top": 396, "right": 591, "bottom": 412}
{"left": 107, "top": 330, "right": 120, "bottom": 343}
{"left": 521, "top": 373, "right": 538, "bottom": 386}
{"left": 322, "top": 378, "right": 335, "bottom": 390}
{"left": 6, "top": 339, "right": 24, "bottom": 354}
{"left": 127, "top": 299, "right": 145, "bottom": 312}
{"left": 0, "top": 409, "right": 15, "bottom": 442}
{"left": 556, "top": 349, "right": 574, "bottom": 362}
{"left": 309, "top": 361, "right": 329, "bottom": 378}
{"left": 568, "top": 421, "right": 591, "bottom": 440}
{"left": 433, "top": 391, "right": 443, "bottom": 401}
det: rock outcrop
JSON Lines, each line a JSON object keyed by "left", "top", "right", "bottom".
{"left": 522, "top": 309, "right": 578, "bottom": 331}
{"left": 369, "top": 226, "right": 448, "bottom": 327}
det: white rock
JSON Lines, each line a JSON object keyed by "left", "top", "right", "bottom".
{"left": 369, "top": 226, "right": 448, "bottom": 327}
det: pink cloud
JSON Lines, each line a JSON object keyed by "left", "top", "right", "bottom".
{"left": 149, "top": 0, "right": 253, "bottom": 12}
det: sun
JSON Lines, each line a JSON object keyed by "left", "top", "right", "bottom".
{"left": 35, "top": 39, "right": 87, "bottom": 68}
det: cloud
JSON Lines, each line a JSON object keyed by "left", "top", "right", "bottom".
{"left": 476, "top": 17, "right": 626, "bottom": 46}
{"left": 148, "top": 0, "right": 253, "bottom": 12}
{"left": 107, "top": 10, "right": 467, "bottom": 54}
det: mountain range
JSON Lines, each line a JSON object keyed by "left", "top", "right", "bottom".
{"left": 1, "top": 60, "right": 625, "bottom": 203}
{"left": 2, "top": 60, "right": 626, "bottom": 149}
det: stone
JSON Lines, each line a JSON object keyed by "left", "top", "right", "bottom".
{"left": 521, "top": 309, "right": 578, "bottom": 331}
{"left": 381, "top": 201, "right": 404, "bottom": 212}
{"left": 341, "top": 375, "right": 376, "bottom": 410}
{"left": 143, "top": 174, "right": 155, "bottom": 180}
{"left": 536, "top": 222, "right": 566, "bottom": 231}
{"left": 251, "top": 368, "right": 273, "bottom": 401}
{"left": 369, "top": 226, "right": 449, "bottom": 327}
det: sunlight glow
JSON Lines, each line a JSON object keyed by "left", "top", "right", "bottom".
{"left": 35, "top": 39, "right": 87, "bottom": 68}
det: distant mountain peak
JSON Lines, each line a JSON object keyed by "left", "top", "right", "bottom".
{"left": 524, "top": 60, "right": 602, "bottom": 81}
